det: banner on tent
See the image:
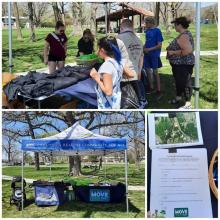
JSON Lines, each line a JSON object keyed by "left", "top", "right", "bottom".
{"left": 21, "top": 138, "right": 127, "bottom": 151}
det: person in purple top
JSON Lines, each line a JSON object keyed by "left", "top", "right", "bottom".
{"left": 144, "top": 17, "right": 164, "bottom": 100}
{"left": 44, "top": 21, "right": 68, "bottom": 73}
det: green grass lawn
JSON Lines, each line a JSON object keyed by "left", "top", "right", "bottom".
{"left": 3, "top": 163, "right": 144, "bottom": 186}
{"left": 2, "top": 164, "right": 145, "bottom": 217}
{"left": 139, "top": 24, "right": 218, "bottom": 51}
{"left": 2, "top": 24, "right": 217, "bottom": 73}
{"left": 2, "top": 24, "right": 218, "bottom": 108}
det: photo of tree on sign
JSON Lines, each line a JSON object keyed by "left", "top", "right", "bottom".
{"left": 155, "top": 112, "right": 199, "bottom": 145}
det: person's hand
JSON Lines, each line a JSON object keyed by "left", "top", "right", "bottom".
{"left": 144, "top": 48, "right": 151, "bottom": 53}
{"left": 90, "top": 68, "right": 100, "bottom": 81}
{"left": 44, "top": 58, "right": 48, "bottom": 65}
{"left": 167, "top": 50, "right": 175, "bottom": 56}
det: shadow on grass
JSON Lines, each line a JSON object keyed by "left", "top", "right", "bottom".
{"left": 55, "top": 199, "right": 141, "bottom": 218}
{"left": 200, "top": 56, "right": 218, "bottom": 64}
{"left": 147, "top": 68, "right": 217, "bottom": 109}
{"left": 2, "top": 47, "right": 42, "bottom": 58}
{"left": 146, "top": 72, "right": 177, "bottom": 109}
{"left": 24, "top": 198, "right": 35, "bottom": 208}
{"left": 2, "top": 44, "right": 79, "bottom": 60}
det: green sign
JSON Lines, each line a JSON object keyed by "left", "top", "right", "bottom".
{"left": 90, "top": 189, "right": 110, "bottom": 202}
{"left": 174, "top": 208, "right": 189, "bottom": 217}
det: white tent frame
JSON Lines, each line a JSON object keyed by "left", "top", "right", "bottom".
{"left": 7, "top": 2, "right": 202, "bottom": 107}
{"left": 20, "top": 125, "right": 129, "bottom": 214}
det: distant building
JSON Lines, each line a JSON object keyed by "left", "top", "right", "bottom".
{"left": 2, "top": 16, "right": 28, "bottom": 28}
{"left": 2, "top": 16, "right": 16, "bottom": 27}
{"left": 96, "top": 3, "right": 154, "bottom": 33}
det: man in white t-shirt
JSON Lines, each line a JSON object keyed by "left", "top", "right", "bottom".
{"left": 117, "top": 19, "right": 147, "bottom": 107}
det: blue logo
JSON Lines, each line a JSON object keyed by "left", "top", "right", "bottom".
{"left": 90, "top": 189, "right": 110, "bottom": 202}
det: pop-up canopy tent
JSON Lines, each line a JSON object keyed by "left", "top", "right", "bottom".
{"left": 21, "top": 122, "right": 129, "bottom": 212}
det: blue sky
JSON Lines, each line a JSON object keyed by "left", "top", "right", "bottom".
{"left": 2, "top": 112, "right": 144, "bottom": 160}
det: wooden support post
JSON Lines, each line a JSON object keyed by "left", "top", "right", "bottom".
{"left": 107, "top": 18, "right": 110, "bottom": 33}
{"left": 139, "top": 14, "right": 142, "bottom": 32}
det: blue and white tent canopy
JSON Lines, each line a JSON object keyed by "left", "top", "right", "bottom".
{"left": 21, "top": 122, "right": 127, "bottom": 156}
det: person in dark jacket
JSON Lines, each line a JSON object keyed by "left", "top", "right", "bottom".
{"left": 77, "top": 29, "right": 94, "bottom": 56}
{"left": 44, "top": 21, "right": 68, "bottom": 73}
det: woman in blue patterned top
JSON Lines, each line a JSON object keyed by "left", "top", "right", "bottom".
{"left": 90, "top": 37, "right": 123, "bottom": 109}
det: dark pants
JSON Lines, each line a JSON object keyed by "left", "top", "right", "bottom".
{"left": 171, "top": 64, "right": 194, "bottom": 101}
{"left": 141, "top": 68, "right": 151, "bottom": 92}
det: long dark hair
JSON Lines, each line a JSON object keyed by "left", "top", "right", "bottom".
{"left": 98, "top": 36, "right": 121, "bottom": 64}
{"left": 83, "top": 29, "right": 94, "bottom": 42}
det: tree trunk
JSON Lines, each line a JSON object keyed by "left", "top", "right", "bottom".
{"left": 132, "top": 112, "right": 141, "bottom": 170}
{"left": 65, "top": 112, "right": 81, "bottom": 176}
{"left": 13, "top": 2, "right": 23, "bottom": 40}
{"left": 27, "top": 2, "right": 36, "bottom": 42}
{"left": 52, "top": 2, "right": 62, "bottom": 22}
{"left": 60, "top": 3, "right": 65, "bottom": 24}
{"left": 8, "top": 149, "right": 11, "bottom": 163}
{"left": 61, "top": 13, "right": 65, "bottom": 24}
{"left": 165, "top": 3, "right": 172, "bottom": 35}
{"left": 24, "top": 112, "right": 40, "bottom": 170}
{"left": 155, "top": 2, "right": 160, "bottom": 26}
{"left": 212, "top": 6, "right": 218, "bottom": 25}
{"left": 90, "top": 4, "right": 98, "bottom": 34}
{"left": 98, "top": 157, "right": 103, "bottom": 170}
{"left": 170, "top": 3, "right": 177, "bottom": 20}
{"left": 69, "top": 155, "right": 81, "bottom": 176}
{"left": 134, "top": 139, "right": 141, "bottom": 170}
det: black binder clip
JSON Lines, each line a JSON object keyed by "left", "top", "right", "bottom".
{"left": 168, "top": 148, "right": 177, "bottom": 153}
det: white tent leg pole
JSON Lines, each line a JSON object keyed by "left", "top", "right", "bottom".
{"left": 194, "top": 2, "right": 201, "bottom": 108}
{"left": 125, "top": 150, "right": 129, "bottom": 213}
{"left": 104, "top": 156, "right": 106, "bottom": 181}
{"left": 8, "top": 2, "right": 13, "bottom": 73}
{"left": 49, "top": 153, "right": 52, "bottom": 181}
{"left": 104, "top": 2, "right": 108, "bottom": 35}
{"left": 22, "top": 151, "right": 24, "bottom": 213}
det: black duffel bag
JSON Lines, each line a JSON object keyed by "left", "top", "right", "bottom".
{"left": 120, "top": 81, "right": 139, "bottom": 109}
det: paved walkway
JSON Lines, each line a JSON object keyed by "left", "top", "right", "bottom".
{"left": 128, "top": 185, "right": 145, "bottom": 191}
{"left": 15, "top": 50, "right": 217, "bottom": 76}
{"left": 2, "top": 175, "right": 145, "bottom": 191}
{"left": 2, "top": 175, "right": 35, "bottom": 183}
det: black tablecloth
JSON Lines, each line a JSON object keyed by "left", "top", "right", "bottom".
{"left": 147, "top": 111, "right": 218, "bottom": 217}
{"left": 75, "top": 183, "right": 125, "bottom": 203}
